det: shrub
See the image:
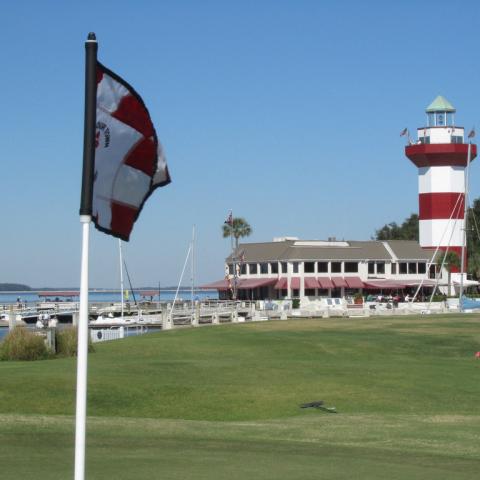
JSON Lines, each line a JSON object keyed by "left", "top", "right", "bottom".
{"left": 0, "top": 327, "right": 49, "bottom": 361}
{"left": 292, "top": 298, "right": 300, "bottom": 309}
{"left": 55, "top": 326, "right": 94, "bottom": 357}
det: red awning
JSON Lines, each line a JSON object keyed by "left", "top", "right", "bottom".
{"left": 344, "top": 276, "right": 364, "bottom": 288}
{"left": 290, "top": 277, "right": 300, "bottom": 289}
{"left": 274, "top": 278, "right": 287, "bottom": 289}
{"left": 317, "top": 277, "right": 334, "bottom": 289}
{"left": 38, "top": 291, "right": 79, "bottom": 297}
{"left": 304, "top": 277, "right": 320, "bottom": 289}
{"left": 331, "top": 277, "right": 348, "bottom": 288}
{"left": 237, "top": 278, "right": 277, "bottom": 289}
{"left": 199, "top": 279, "right": 230, "bottom": 290}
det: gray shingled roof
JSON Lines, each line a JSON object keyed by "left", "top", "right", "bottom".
{"left": 226, "top": 239, "right": 431, "bottom": 263}
{"left": 385, "top": 240, "right": 436, "bottom": 260}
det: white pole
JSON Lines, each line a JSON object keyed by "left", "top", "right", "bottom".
{"left": 459, "top": 141, "right": 472, "bottom": 305}
{"left": 74, "top": 215, "right": 91, "bottom": 480}
{"left": 191, "top": 225, "right": 195, "bottom": 308}
{"left": 118, "top": 239, "right": 124, "bottom": 319}
{"left": 171, "top": 244, "right": 192, "bottom": 315}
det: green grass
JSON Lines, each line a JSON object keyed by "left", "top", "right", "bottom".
{"left": 1, "top": 314, "right": 480, "bottom": 479}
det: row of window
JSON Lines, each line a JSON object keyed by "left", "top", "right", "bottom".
{"left": 228, "top": 261, "right": 431, "bottom": 276}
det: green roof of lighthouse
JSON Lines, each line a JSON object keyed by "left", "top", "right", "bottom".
{"left": 426, "top": 95, "right": 456, "bottom": 113}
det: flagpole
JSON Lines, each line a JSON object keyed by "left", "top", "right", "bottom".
{"left": 75, "top": 32, "right": 98, "bottom": 480}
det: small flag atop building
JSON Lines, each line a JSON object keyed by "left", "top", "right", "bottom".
{"left": 468, "top": 128, "right": 476, "bottom": 139}
{"left": 400, "top": 127, "right": 408, "bottom": 137}
{"left": 92, "top": 62, "right": 171, "bottom": 241}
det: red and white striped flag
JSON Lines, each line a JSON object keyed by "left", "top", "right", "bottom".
{"left": 224, "top": 211, "right": 233, "bottom": 226}
{"left": 93, "top": 62, "right": 171, "bottom": 240}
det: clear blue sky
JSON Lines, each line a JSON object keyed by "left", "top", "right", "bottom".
{"left": 1, "top": 0, "right": 479, "bottom": 288}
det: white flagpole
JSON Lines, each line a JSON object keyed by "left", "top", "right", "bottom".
{"left": 75, "top": 31, "right": 98, "bottom": 480}
{"left": 74, "top": 215, "right": 91, "bottom": 480}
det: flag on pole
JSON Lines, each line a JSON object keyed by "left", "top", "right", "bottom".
{"left": 93, "top": 62, "right": 171, "bottom": 241}
{"left": 468, "top": 128, "right": 476, "bottom": 139}
{"left": 400, "top": 127, "right": 408, "bottom": 137}
{"left": 224, "top": 210, "right": 233, "bottom": 226}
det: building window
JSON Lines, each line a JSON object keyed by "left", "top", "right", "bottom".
{"left": 452, "top": 135, "right": 463, "bottom": 144}
{"left": 408, "top": 262, "right": 417, "bottom": 274}
{"left": 368, "top": 262, "right": 375, "bottom": 274}
{"left": 293, "top": 289, "right": 299, "bottom": 297}
{"left": 399, "top": 262, "right": 407, "bottom": 274}
{"left": 391, "top": 263, "right": 397, "bottom": 275}
{"left": 376, "top": 262, "right": 385, "bottom": 274}
{"left": 249, "top": 263, "right": 257, "bottom": 274}
{"left": 419, "top": 136, "right": 431, "bottom": 144}
{"left": 260, "top": 263, "right": 268, "bottom": 274}
{"left": 418, "top": 263, "right": 426, "bottom": 274}
{"left": 317, "top": 261, "right": 328, "bottom": 273}
{"left": 344, "top": 262, "right": 358, "bottom": 273}
{"left": 304, "top": 262, "right": 315, "bottom": 273}
{"left": 270, "top": 262, "right": 278, "bottom": 274}
{"left": 240, "top": 264, "right": 246, "bottom": 275}
{"left": 228, "top": 264, "right": 234, "bottom": 275}
{"left": 281, "top": 289, "right": 287, "bottom": 297}
{"left": 281, "top": 262, "right": 288, "bottom": 274}
{"left": 305, "top": 289, "right": 315, "bottom": 296}
{"left": 429, "top": 265, "right": 437, "bottom": 279}
{"left": 292, "top": 262, "right": 299, "bottom": 273}
{"left": 331, "top": 262, "right": 342, "bottom": 273}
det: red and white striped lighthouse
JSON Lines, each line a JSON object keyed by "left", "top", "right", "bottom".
{"left": 405, "top": 96, "right": 477, "bottom": 272}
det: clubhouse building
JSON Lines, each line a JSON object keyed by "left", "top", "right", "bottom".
{"left": 202, "top": 237, "right": 447, "bottom": 300}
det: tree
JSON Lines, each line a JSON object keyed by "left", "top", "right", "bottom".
{"left": 374, "top": 213, "right": 418, "bottom": 241}
{"left": 222, "top": 217, "right": 252, "bottom": 250}
{"left": 436, "top": 250, "right": 460, "bottom": 296}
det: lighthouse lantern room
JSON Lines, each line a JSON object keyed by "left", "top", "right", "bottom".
{"left": 405, "top": 96, "right": 477, "bottom": 282}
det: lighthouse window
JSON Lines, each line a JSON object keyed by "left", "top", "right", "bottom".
{"left": 452, "top": 136, "right": 463, "bottom": 144}
{"left": 437, "top": 113, "right": 445, "bottom": 126}
{"left": 420, "top": 136, "right": 430, "bottom": 144}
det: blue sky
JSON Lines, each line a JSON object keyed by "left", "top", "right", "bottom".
{"left": 1, "top": 0, "right": 479, "bottom": 288}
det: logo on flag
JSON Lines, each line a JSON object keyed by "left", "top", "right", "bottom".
{"left": 92, "top": 62, "right": 171, "bottom": 241}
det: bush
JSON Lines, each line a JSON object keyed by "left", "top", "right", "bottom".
{"left": 292, "top": 298, "right": 300, "bottom": 309}
{"left": 0, "top": 327, "right": 49, "bottom": 361}
{"left": 55, "top": 326, "right": 94, "bottom": 357}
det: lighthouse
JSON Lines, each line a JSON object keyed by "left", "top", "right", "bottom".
{"left": 405, "top": 96, "right": 477, "bottom": 280}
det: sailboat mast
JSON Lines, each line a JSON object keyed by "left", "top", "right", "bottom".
{"left": 191, "top": 225, "right": 195, "bottom": 306}
{"left": 459, "top": 141, "right": 473, "bottom": 303}
{"left": 118, "top": 239, "right": 124, "bottom": 318}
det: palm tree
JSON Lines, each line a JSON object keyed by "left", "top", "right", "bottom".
{"left": 436, "top": 250, "right": 461, "bottom": 296}
{"left": 222, "top": 217, "right": 252, "bottom": 250}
